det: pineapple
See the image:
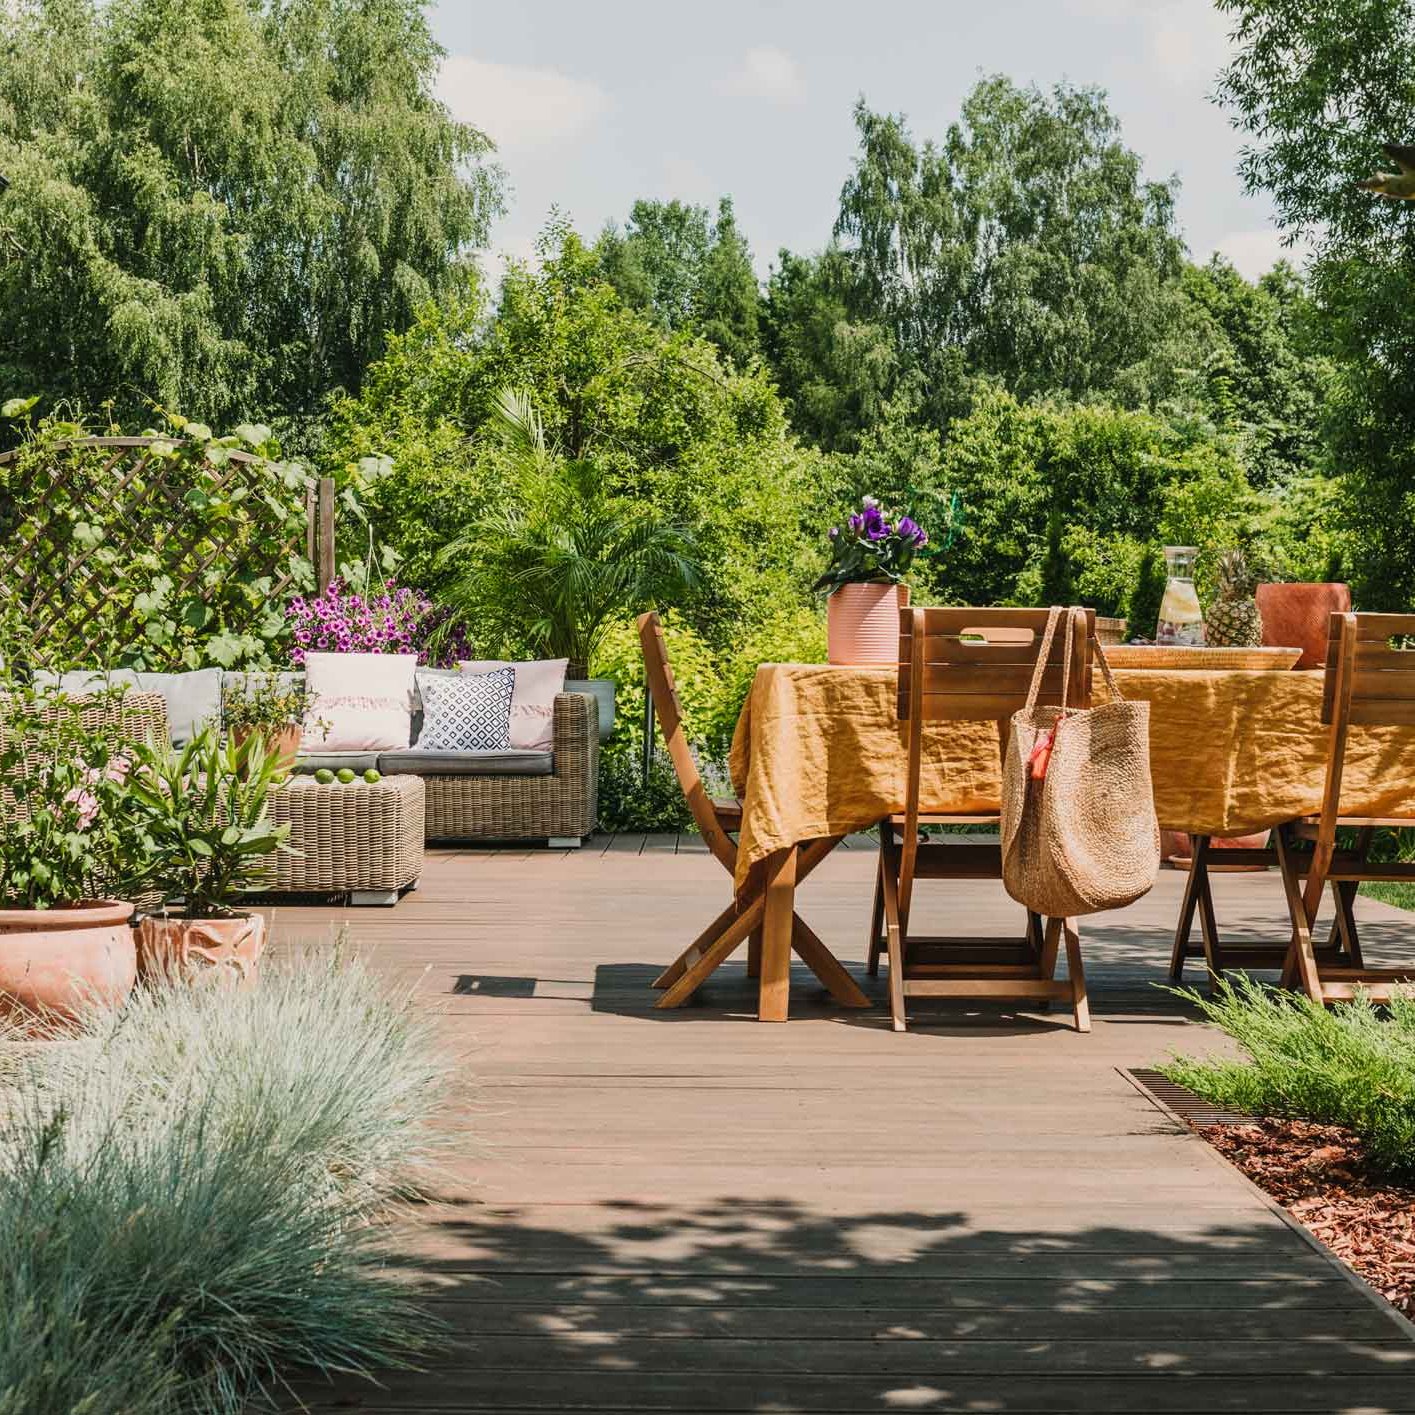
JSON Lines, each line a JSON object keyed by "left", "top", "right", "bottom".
{"left": 1206, "top": 549, "right": 1264, "bottom": 647}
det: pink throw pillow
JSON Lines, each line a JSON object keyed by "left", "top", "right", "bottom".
{"left": 459, "top": 659, "right": 568, "bottom": 751}
{"left": 304, "top": 652, "right": 416, "bottom": 752}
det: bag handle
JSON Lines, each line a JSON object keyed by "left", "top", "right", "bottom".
{"left": 1024, "top": 606, "right": 1065, "bottom": 712}
{"left": 1024, "top": 607, "right": 1125, "bottom": 713}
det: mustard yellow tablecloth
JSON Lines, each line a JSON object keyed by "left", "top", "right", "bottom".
{"left": 728, "top": 664, "right": 1415, "bottom": 890}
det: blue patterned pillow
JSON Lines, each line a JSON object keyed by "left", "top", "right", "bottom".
{"left": 416, "top": 667, "right": 514, "bottom": 751}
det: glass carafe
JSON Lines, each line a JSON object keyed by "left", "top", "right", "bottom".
{"left": 1156, "top": 545, "right": 1205, "bottom": 646}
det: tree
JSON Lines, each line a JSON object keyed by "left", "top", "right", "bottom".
{"left": 783, "top": 80, "right": 1204, "bottom": 443}
{"left": 1215, "top": 0, "right": 1415, "bottom": 607}
{"left": 326, "top": 222, "right": 830, "bottom": 648}
{"left": 439, "top": 390, "right": 702, "bottom": 678}
{"left": 595, "top": 197, "right": 761, "bottom": 368}
{"left": 0, "top": 0, "right": 501, "bottom": 433}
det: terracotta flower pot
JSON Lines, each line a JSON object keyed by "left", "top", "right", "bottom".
{"left": 1257, "top": 582, "right": 1351, "bottom": 670}
{"left": 1162, "top": 829, "right": 1270, "bottom": 873}
{"left": 136, "top": 912, "right": 267, "bottom": 986}
{"left": 828, "top": 582, "right": 910, "bottom": 666}
{"left": 233, "top": 724, "right": 301, "bottom": 773}
{"left": 0, "top": 900, "right": 136, "bottom": 1021}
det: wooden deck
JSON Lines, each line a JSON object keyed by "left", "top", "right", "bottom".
{"left": 270, "top": 841, "right": 1415, "bottom": 1413}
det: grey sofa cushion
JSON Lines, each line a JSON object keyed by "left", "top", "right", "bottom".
{"left": 36, "top": 667, "right": 223, "bottom": 747}
{"left": 377, "top": 748, "right": 553, "bottom": 777}
{"left": 295, "top": 751, "right": 382, "bottom": 774}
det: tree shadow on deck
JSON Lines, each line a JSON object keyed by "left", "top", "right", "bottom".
{"left": 290, "top": 1194, "right": 1415, "bottom": 1412}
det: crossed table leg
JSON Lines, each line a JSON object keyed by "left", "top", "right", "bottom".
{"left": 653, "top": 835, "right": 871, "bottom": 1021}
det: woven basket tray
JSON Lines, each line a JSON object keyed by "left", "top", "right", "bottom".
{"left": 1102, "top": 644, "right": 1302, "bottom": 671}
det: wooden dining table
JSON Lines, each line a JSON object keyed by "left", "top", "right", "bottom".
{"left": 728, "top": 661, "right": 1415, "bottom": 1022}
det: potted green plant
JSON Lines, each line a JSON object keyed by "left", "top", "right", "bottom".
{"left": 0, "top": 687, "right": 156, "bottom": 1020}
{"left": 814, "top": 497, "right": 928, "bottom": 664}
{"left": 222, "top": 675, "right": 318, "bottom": 771}
{"left": 126, "top": 727, "right": 291, "bottom": 984}
{"left": 438, "top": 388, "right": 701, "bottom": 728}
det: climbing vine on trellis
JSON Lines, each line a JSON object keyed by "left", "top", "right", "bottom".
{"left": 0, "top": 405, "right": 318, "bottom": 672}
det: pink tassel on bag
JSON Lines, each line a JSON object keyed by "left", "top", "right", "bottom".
{"left": 1028, "top": 726, "right": 1056, "bottom": 781}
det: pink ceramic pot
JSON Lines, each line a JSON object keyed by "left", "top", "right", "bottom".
{"left": 1257, "top": 582, "right": 1351, "bottom": 670}
{"left": 828, "top": 582, "right": 909, "bottom": 665}
{"left": 0, "top": 900, "right": 137, "bottom": 1020}
{"left": 136, "top": 912, "right": 267, "bottom": 987}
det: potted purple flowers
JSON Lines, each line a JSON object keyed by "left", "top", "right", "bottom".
{"left": 814, "top": 498, "right": 928, "bottom": 665}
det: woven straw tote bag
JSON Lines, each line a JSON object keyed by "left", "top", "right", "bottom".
{"left": 1000, "top": 607, "right": 1160, "bottom": 918}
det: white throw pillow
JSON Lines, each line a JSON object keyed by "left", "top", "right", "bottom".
{"left": 458, "top": 659, "right": 568, "bottom": 751}
{"left": 417, "top": 668, "right": 515, "bottom": 751}
{"left": 303, "top": 652, "right": 416, "bottom": 752}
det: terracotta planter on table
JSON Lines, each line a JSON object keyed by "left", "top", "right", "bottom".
{"left": 136, "top": 912, "right": 267, "bottom": 986}
{"left": 0, "top": 900, "right": 137, "bottom": 1021}
{"left": 1257, "top": 583, "right": 1351, "bottom": 670}
{"left": 828, "top": 582, "right": 910, "bottom": 666}
{"left": 233, "top": 724, "right": 301, "bottom": 773}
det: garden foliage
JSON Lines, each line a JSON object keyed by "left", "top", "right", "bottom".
{"left": 1163, "top": 975, "right": 1415, "bottom": 1182}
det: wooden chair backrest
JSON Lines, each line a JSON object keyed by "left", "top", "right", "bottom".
{"left": 1321, "top": 612, "right": 1415, "bottom": 728}
{"left": 636, "top": 612, "right": 736, "bottom": 869}
{"left": 897, "top": 607, "right": 1096, "bottom": 723}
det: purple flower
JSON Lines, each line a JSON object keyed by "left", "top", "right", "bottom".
{"left": 847, "top": 513, "right": 864, "bottom": 534}
{"left": 897, "top": 516, "right": 926, "bottom": 546}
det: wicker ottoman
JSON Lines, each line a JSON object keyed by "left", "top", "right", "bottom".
{"left": 264, "top": 774, "right": 425, "bottom": 906}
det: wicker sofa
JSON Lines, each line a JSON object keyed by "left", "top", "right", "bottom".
{"left": 35, "top": 668, "right": 602, "bottom": 848}
{"left": 261, "top": 671, "right": 601, "bottom": 847}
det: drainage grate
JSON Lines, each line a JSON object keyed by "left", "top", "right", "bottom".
{"left": 1126, "top": 1068, "right": 1250, "bottom": 1127}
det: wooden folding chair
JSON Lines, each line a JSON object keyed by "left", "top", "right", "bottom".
{"left": 1168, "top": 835, "right": 1356, "bottom": 984}
{"left": 638, "top": 613, "right": 866, "bottom": 1012}
{"left": 1275, "top": 611, "right": 1415, "bottom": 1004}
{"left": 875, "top": 606, "right": 1095, "bottom": 1033}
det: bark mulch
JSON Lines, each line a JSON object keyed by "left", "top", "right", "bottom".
{"left": 1199, "top": 1117, "right": 1415, "bottom": 1323}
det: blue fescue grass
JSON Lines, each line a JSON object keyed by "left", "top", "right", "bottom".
{"left": 0, "top": 946, "right": 455, "bottom": 1415}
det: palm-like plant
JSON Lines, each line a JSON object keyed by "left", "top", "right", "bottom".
{"left": 440, "top": 389, "right": 702, "bottom": 678}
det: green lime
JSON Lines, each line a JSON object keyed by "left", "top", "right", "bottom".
{"left": 336, "top": 767, "right": 356, "bottom": 784}
{"left": 313, "top": 768, "right": 335, "bottom": 784}
{"left": 363, "top": 768, "right": 381, "bottom": 784}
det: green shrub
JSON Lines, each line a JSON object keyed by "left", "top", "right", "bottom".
{"left": 0, "top": 947, "right": 453, "bottom": 1415}
{"left": 1161, "top": 974, "right": 1415, "bottom": 1181}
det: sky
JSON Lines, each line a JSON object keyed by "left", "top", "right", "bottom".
{"left": 428, "top": 0, "right": 1296, "bottom": 283}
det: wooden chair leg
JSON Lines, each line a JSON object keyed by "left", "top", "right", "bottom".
{"left": 1275, "top": 827, "right": 1323, "bottom": 1001}
{"left": 1190, "top": 836, "right": 1225, "bottom": 982}
{"left": 880, "top": 835, "right": 907, "bottom": 1032}
{"left": 653, "top": 901, "right": 741, "bottom": 988}
{"left": 791, "top": 916, "right": 871, "bottom": 1008}
{"left": 1332, "top": 880, "right": 1364, "bottom": 969}
{"left": 1039, "top": 917, "right": 1061, "bottom": 979}
{"left": 1170, "top": 835, "right": 1205, "bottom": 982}
{"left": 747, "top": 926, "right": 762, "bottom": 979}
{"left": 1061, "top": 918, "right": 1089, "bottom": 1034}
{"left": 867, "top": 857, "right": 885, "bottom": 977}
{"left": 656, "top": 899, "right": 764, "bottom": 1009}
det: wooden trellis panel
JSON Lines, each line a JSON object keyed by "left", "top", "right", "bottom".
{"left": 0, "top": 436, "right": 332, "bottom": 671}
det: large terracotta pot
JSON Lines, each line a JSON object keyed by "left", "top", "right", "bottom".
{"left": 233, "top": 724, "right": 301, "bottom": 773}
{"left": 136, "top": 912, "right": 267, "bottom": 986}
{"left": 0, "top": 900, "right": 137, "bottom": 1020}
{"left": 828, "top": 582, "right": 910, "bottom": 666}
{"left": 1257, "top": 582, "right": 1351, "bottom": 670}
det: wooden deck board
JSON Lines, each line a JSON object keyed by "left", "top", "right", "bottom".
{"left": 271, "top": 848, "right": 1415, "bottom": 1412}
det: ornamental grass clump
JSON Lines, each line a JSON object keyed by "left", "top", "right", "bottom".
{"left": 1161, "top": 974, "right": 1415, "bottom": 1182}
{"left": 0, "top": 947, "right": 455, "bottom": 1415}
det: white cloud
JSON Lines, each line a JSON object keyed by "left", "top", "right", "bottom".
{"left": 720, "top": 46, "right": 805, "bottom": 105}
{"left": 1212, "top": 227, "right": 1309, "bottom": 279}
{"left": 437, "top": 56, "right": 609, "bottom": 152}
